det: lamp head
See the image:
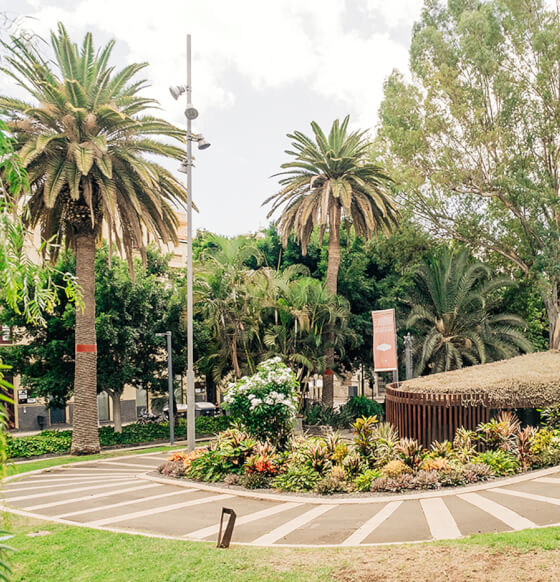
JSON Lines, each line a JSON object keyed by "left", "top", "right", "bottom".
{"left": 197, "top": 136, "right": 211, "bottom": 150}
{"left": 184, "top": 104, "right": 199, "bottom": 120}
{"left": 178, "top": 160, "right": 190, "bottom": 174}
{"left": 169, "top": 85, "right": 187, "bottom": 100}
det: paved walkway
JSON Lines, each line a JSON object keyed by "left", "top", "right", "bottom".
{"left": 3, "top": 452, "right": 560, "bottom": 547}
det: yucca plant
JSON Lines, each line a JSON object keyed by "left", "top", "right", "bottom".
{"left": 0, "top": 25, "right": 187, "bottom": 453}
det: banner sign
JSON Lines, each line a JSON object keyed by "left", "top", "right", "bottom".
{"left": 372, "top": 309, "right": 398, "bottom": 372}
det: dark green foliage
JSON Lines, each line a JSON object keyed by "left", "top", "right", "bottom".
{"left": 6, "top": 416, "right": 231, "bottom": 459}
{"left": 271, "top": 464, "right": 320, "bottom": 492}
{"left": 475, "top": 450, "right": 520, "bottom": 476}
{"left": 539, "top": 406, "right": 560, "bottom": 431}
{"left": 303, "top": 403, "right": 353, "bottom": 429}
{"left": 340, "top": 396, "right": 384, "bottom": 421}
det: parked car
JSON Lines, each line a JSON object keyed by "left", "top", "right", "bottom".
{"left": 162, "top": 401, "right": 216, "bottom": 419}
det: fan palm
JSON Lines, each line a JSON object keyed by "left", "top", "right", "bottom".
{"left": 0, "top": 25, "right": 187, "bottom": 453}
{"left": 264, "top": 116, "right": 398, "bottom": 404}
{"left": 406, "top": 249, "right": 533, "bottom": 375}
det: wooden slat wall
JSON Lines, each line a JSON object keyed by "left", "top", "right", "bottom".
{"left": 385, "top": 385, "right": 490, "bottom": 446}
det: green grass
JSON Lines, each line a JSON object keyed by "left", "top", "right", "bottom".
{"left": 3, "top": 511, "right": 560, "bottom": 582}
{"left": 4, "top": 444, "right": 190, "bottom": 477}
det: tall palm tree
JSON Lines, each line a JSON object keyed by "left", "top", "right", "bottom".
{"left": 0, "top": 25, "right": 187, "bottom": 453}
{"left": 406, "top": 249, "right": 533, "bottom": 375}
{"left": 264, "top": 116, "right": 398, "bottom": 405}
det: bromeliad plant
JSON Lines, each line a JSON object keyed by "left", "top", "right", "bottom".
{"left": 222, "top": 357, "right": 299, "bottom": 446}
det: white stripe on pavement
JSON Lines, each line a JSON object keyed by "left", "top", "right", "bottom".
{"left": 4, "top": 477, "right": 127, "bottom": 491}
{"left": 58, "top": 467, "right": 141, "bottom": 473}
{"left": 102, "top": 461, "right": 161, "bottom": 470}
{"left": 534, "top": 477, "right": 560, "bottom": 485}
{"left": 86, "top": 493, "right": 234, "bottom": 527}
{"left": 56, "top": 488, "right": 194, "bottom": 518}
{"left": 24, "top": 483, "right": 163, "bottom": 511}
{"left": 420, "top": 498, "right": 461, "bottom": 540}
{"left": 251, "top": 505, "right": 335, "bottom": 545}
{"left": 186, "top": 502, "right": 303, "bottom": 540}
{"left": 489, "top": 487, "right": 560, "bottom": 506}
{"left": 458, "top": 492, "right": 536, "bottom": 530}
{"left": 4, "top": 479, "right": 135, "bottom": 503}
{"left": 341, "top": 501, "right": 402, "bottom": 546}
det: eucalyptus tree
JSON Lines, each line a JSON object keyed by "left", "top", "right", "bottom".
{"left": 406, "top": 249, "right": 533, "bottom": 375}
{"left": 0, "top": 25, "right": 186, "bottom": 453}
{"left": 378, "top": 0, "right": 560, "bottom": 350}
{"left": 265, "top": 116, "right": 398, "bottom": 404}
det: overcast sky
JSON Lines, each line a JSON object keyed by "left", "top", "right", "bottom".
{"left": 0, "top": 0, "right": 424, "bottom": 236}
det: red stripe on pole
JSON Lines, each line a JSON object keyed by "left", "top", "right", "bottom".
{"left": 76, "top": 344, "right": 97, "bottom": 353}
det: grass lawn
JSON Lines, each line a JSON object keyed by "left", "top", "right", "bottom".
{"left": 4, "top": 452, "right": 560, "bottom": 581}
{"left": 3, "top": 512, "right": 560, "bottom": 582}
{"left": 4, "top": 444, "right": 189, "bottom": 477}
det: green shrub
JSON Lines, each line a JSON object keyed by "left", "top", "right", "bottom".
{"left": 538, "top": 406, "right": 560, "bottom": 431}
{"left": 222, "top": 358, "right": 298, "bottom": 447}
{"left": 314, "top": 467, "right": 349, "bottom": 494}
{"left": 340, "top": 396, "right": 384, "bottom": 421}
{"left": 475, "top": 449, "right": 520, "bottom": 476}
{"left": 303, "top": 403, "right": 352, "bottom": 429}
{"left": 354, "top": 468, "right": 382, "bottom": 492}
{"left": 271, "top": 463, "right": 320, "bottom": 492}
{"left": 7, "top": 415, "right": 232, "bottom": 459}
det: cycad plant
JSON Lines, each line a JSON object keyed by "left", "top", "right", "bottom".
{"left": 265, "top": 116, "right": 398, "bottom": 404}
{"left": 406, "top": 249, "right": 532, "bottom": 375}
{"left": 1, "top": 25, "right": 187, "bottom": 453}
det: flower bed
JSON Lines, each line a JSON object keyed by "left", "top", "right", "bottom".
{"left": 157, "top": 359, "right": 560, "bottom": 495}
{"left": 158, "top": 416, "right": 560, "bottom": 494}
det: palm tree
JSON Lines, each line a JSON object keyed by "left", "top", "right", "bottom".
{"left": 194, "top": 235, "right": 263, "bottom": 381}
{"left": 264, "top": 116, "right": 398, "bottom": 405}
{"left": 406, "top": 249, "right": 533, "bottom": 375}
{"left": 0, "top": 25, "right": 187, "bottom": 453}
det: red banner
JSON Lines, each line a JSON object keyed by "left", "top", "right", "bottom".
{"left": 372, "top": 309, "right": 397, "bottom": 372}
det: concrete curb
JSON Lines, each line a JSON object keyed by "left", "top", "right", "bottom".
{"left": 138, "top": 464, "right": 560, "bottom": 505}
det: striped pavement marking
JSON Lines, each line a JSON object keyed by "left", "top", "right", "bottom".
{"left": 4, "top": 479, "right": 136, "bottom": 503}
{"left": 341, "top": 501, "right": 402, "bottom": 546}
{"left": 458, "top": 492, "right": 536, "bottom": 530}
{"left": 186, "top": 502, "right": 303, "bottom": 540}
{"left": 3, "top": 477, "right": 125, "bottom": 491}
{"left": 489, "top": 487, "right": 560, "bottom": 506}
{"left": 102, "top": 461, "right": 161, "bottom": 470}
{"left": 420, "top": 498, "right": 461, "bottom": 540}
{"left": 57, "top": 467, "right": 141, "bottom": 473}
{"left": 534, "top": 477, "right": 560, "bottom": 485}
{"left": 19, "top": 472, "right": 137, "bottom": 479}
{"left": 56, "top": 488, "right": 193, "bottom": 519}
{"left": 251, "top": 505, "right": 336, "bottom": 545}
{"left": 86, "top": 493, "right": 234, "bottom": 527}
{"left": 24, "top": 483, "right": 163, "bottom": 512}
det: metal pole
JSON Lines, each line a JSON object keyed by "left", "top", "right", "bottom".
{"left": 185, "top": 34, "right": 195, "bottom": 453}
{"left": 166, "top": 331, "right": 174, "bottom": 445}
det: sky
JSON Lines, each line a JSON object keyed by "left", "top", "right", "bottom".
{"left": 0, "top": 0, "right": 424, "bottom": 236}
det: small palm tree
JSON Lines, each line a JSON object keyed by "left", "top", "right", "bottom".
{"left": 264, "top": 116, "right": 398, "bottom": 404}
{"left": 406, "top": 249, "right": 533, "bottom": 375}
{"left": 1, "top": 25, "right": 187, "bottom": 453}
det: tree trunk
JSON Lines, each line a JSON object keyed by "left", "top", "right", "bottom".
{"left": 322, "top": 205, "right": 342, "bottom": 407}
{"left": 543, "top": 281, "right": 560, "bottom": 350}
{"left": 109, "top": 391, "right": 122, "bottom": 433}
{"left": 71, "top": 232, "right": 100, "bottom": 454}
{"left": 232, "top": 328, "right": 241, "bottom": 378}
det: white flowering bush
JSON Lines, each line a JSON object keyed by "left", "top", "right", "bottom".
{"left": 222, "top": 357, "right": 299, "bottom": 447}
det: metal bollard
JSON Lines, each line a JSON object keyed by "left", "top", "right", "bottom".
{"left": 216, "top": 507, "right": 237, "bottom": 548}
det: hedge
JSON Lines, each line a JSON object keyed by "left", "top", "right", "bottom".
{"left": 7, "top": 415, "right": 232, "bottom": 459}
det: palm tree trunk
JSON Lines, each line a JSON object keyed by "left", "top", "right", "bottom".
{"left": 322, "top": 205, "right": 342, "bottom": 407}
{"left": 232, "top": 329, "right": 241, "bottom": 378}
{"left": 71, "top": 232, "right": 100, "bottom": 454}
{"left": 543, "top": 281, "right": 560, "bottom": 350}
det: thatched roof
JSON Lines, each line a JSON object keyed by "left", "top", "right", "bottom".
{"left": 399, "top": 351, "right": 560, "bottom": 408}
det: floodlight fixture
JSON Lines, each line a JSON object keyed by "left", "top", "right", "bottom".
{"left": 169, "top": 85, "right": 187, "bottom": 100}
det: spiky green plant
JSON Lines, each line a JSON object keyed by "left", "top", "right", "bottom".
{"left": 406, "top": 248, "right": 533, "bottom": 375}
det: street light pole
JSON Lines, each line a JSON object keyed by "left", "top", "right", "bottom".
{"left": 169, "top": 34, "right": 210, "bottom": 452}
{"left": 156, "top": 331, "right": 174, "bottom": 445}
{"left": 185, "top": 34, "right": 196, "bottom": 453}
